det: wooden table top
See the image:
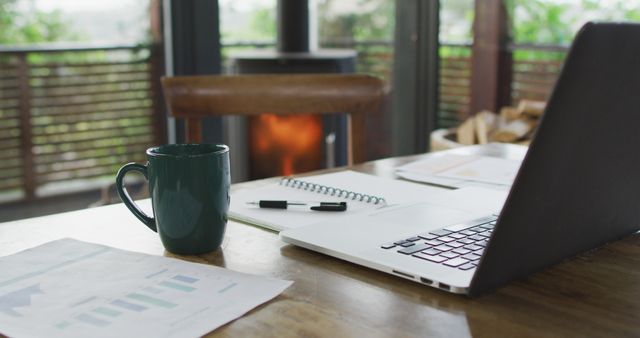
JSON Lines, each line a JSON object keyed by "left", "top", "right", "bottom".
{"left": 1, "top": 144, "right": 639, "bottom": 337}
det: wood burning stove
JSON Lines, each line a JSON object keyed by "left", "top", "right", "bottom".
{"left": 230, "top": 0, "right": 356, "bottom": 180}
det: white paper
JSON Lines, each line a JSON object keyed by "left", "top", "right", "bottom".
{"left": 0, "top": 239, "right": 292, "bottom": 338}
{"left": 229, "top": 170, "right": 453, "bottom": 231}
{"left": 396, "top": 154, "right": 523, "bottom": 190}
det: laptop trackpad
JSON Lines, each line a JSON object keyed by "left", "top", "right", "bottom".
{"left": 372, "top": 203, "right": 475, "bottom": 234}
{"left": 282, "top": 203, "right": 480, "bottom": 252}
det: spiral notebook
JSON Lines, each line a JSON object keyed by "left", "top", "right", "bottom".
{"left": 229, "top": 170, "right": 456, "bottom": 231}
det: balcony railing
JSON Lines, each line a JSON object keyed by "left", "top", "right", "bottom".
{"left": 0, "top": 43, "right": 165, "bottom": 203}
{"left": 439, "top": 43, "right": 473, "bottom": 128}
{"left": 0, "top": 40, "right": 568, "bottom": 204}
{"left": 510, "top": 43, "right": 569, "bottom": 104}
{"left": 438, "top": 42, "right": 569, "bottom": 128}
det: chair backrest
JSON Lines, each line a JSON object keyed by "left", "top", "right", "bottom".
{"left": 161, "top": 74, "right": 384, "bottom": 164}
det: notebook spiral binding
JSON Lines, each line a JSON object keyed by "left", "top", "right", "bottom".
{"left": 279, "top": 177, "right": 387, "bottom": 206}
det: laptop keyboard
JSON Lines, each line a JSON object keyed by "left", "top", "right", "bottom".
{"left": 380, "top": 216, "right": 497, "bottom": 271}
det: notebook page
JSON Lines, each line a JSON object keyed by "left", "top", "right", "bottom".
{"left": 229, "top": 170, "right": 449, "bottom": 231}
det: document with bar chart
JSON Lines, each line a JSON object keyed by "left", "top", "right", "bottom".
{"left": 0, "top": 238, "right": 292, "bottom": 338}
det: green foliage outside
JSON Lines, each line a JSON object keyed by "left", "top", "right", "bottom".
{"left": 512, "top": 0, "right": 640, "bottom": 44}
{"left": 0, "top": 0, "right": 94, "bottom": 64}
{"left": 219, "top": 0, "right": 395, "bottom": 76}
{"left": 0, "top": 0, "right": 82, "bottom": 45}
{"left": 221, "top": 8, "right": 276, "bottom": 42}
{"left": 249, "top": 7, "right": 277, "bottom": 41}
{"left": 219, "top": 0, "right": 638, "bottom": 76}
{"left": 510, "top": 0, "right": 573, "bottom": 45}
{"left": 508, "top": 0, "right": 640, "bottom": 60}
{"left": 317, "top": 0, "right": 394, "bottom": 78}
{"left": 218, "top": 2, "right": 276, "bottom": 71}
{"left": 318, "top": 0, "right": 394, "bottom": 42}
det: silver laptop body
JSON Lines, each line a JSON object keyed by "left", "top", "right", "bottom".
{"left": 281, "top": 22, "right": 640, "bottom": 296}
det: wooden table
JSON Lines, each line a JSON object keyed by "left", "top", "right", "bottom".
{"left": 2, "top": 144, "right": 639, "bottom": 337}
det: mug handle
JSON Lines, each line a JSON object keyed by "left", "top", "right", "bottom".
{"left": 116, "top": 163, "right": 157, "bottom": 232}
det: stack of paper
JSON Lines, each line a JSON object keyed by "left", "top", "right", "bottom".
{"left": 395, "top": 154, "right": 523, "bottom": 190}
{"left": 0, "top": 239, "right": 292, "bottom": 338}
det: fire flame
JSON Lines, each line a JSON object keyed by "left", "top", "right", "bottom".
{"left": 250, "top": 114, "right": 323, "bottom": 177}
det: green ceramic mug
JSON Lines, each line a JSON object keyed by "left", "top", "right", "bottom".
{"left": 116, "top": 144, "right": 230, "bottom": 255}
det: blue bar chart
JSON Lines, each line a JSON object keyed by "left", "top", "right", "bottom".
{"left": 0, "top": 239, "right": 292, "bottom": 338}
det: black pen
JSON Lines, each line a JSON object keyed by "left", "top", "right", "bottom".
{"left": 247, "top": 200, "right": 347, "bottom": 211}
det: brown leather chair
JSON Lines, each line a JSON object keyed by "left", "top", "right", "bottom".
{"left": 160, "top": 74, "right": 384, "bottom": 165}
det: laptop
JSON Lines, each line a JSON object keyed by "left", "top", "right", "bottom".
{"left": 280, "top": 22, "right": 640, "bottom": 296}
